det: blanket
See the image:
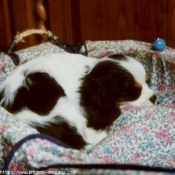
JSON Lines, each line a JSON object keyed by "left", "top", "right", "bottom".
{"left": 0, "top": 40, "right": 175, "bottom": 174}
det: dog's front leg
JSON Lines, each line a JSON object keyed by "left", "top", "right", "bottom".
{"left": 82, "top": 127, "right": 107, "bottom": 152}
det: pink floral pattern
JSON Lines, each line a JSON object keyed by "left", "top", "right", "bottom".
{"left": 0, "top": 40, "right": 175, "bottom": 174}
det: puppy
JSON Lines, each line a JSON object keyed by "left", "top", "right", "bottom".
{"left": 0, "top": 53, "right": 155, "bottom": 151}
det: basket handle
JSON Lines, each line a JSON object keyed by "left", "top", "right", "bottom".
{"left": 6, "top": 29, "right": 59, "bottom": 53}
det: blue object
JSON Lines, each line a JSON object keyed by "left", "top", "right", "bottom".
{"left": 153, "top": 38, "right": 166, "bottom": 51}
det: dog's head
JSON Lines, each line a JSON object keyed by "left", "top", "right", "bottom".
{"left": 80, "top": 54, "right": 155, "bottom": 129}
{"left": 85, "top": 54, "right": 155, "bottom": 107}
{"left": 104, "top": 54, "right": 156, "bottom": 106}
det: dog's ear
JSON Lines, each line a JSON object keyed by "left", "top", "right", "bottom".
{"left": 92, "top": 74, "right": 120, "bottom": 105}
{"left": 81, "top": 73, "right": 119, "bottom": 104}
{"left": 80, "top": 75, "right": 121, "bottom": 129}
{"left": 81, "top": 61, "right": 122, "bottom": 106}
{"left": 80, "top": 61, "right": 122, "bottom": 129}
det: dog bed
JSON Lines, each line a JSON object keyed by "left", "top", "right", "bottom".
{"left": 0, "top": 35, "right": 175, "bottom": 174}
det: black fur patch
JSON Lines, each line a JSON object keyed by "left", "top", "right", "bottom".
{"left": 3, "top": 72, "right": 65, "bottom": 115}
{"left": 0, "top": 89, "right": 5, "bottom": 102}
{"left": 35, "top": 116, "right": 87, "bottom": 150}
{"left": 80, "top": 61, "right": 141, "bottom": 130}
{"left": 108, "top": 54, "right": 128, "bottom": 61}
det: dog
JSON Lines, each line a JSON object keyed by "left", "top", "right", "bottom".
{"left": 0, "top": 52, "right": 155, "bottom": 151}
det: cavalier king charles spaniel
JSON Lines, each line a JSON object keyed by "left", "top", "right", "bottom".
{"left": 0, "top": 53, "right": 156, "bottom": 151}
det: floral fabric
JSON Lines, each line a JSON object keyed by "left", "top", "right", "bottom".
{"left": 0, "top": 40, "right": 175, "bottom": 174}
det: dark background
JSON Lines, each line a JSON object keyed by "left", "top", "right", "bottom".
{"left": 0, "top": 0, "right": 174, "bottom": 51}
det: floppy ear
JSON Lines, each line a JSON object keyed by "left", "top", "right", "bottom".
{"left": 82, "top": 62, "right": 122, "bottom": 103}
{"left": 91, "top": 74, "right": 120, "bottom": 105}
{"left": 80, "top": 73, "right": 121, "bottom": 130}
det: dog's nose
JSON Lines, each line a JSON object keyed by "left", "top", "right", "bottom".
{"left": 149, "top": 95, "right": 157, "bottom": 104}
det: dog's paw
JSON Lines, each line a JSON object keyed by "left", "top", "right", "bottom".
{"left": 84, "top": 128, "right": 107, "bottom": 152}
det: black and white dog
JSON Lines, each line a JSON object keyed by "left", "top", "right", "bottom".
{"left": 0, "top": 52, "right": 155, "bottom": 151}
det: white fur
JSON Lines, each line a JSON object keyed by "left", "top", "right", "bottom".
{"left": 0, "top": 52, "right": 154, "bottom": 151}
{"left": 84, "top": 128, "right": 107, "bottom": 151}
{"left": 0, "top": 53, "right": 97, "bottom": 104}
